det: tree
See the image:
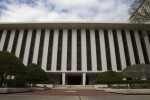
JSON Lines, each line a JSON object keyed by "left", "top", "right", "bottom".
{"left": 128, "top": 0, "right": 144, "bottom": 16}
{"left": 129, "top": 0, "right": 150, "bottom": 23}
{"left": 129, "top": 0, "right": 150, "bottom": 37}
{"left": 122, "top": 64, "right": 150, "bottom": 83}
{"left": 94, "top": 71, "right": 123, "bottom": 87}
{"left": 0, "top": 51, "right": 26, "bottom": 86}
{"left": 25, "top": 63, "right": 49, "bottom": 86}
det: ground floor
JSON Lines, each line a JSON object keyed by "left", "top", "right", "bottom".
{"left": 48, "top": 73, "right": 98, "bottom": 85}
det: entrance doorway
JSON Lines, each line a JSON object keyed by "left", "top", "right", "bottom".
{"left": 67, "top": 76, "right": 82, "bottom": 85}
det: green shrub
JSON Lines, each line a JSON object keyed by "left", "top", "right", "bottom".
{"left": 94, "top": 71, "right": 123, "bottom": 87}
{"left": 4, "top": 79, "right": 27, "bottom": 87}
{"left": 94, "top": 80, "right": 150, "bottom": 85}
{"left": 38, "top": 79, "right": 53, "bottom": 84}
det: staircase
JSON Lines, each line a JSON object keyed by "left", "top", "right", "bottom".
{"left": 53, "top": 85, "right": 94, "bottom": 89}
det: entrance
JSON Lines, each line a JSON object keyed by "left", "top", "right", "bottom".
{"left": 67, "top": 76, "right": 82, "bottom": 85}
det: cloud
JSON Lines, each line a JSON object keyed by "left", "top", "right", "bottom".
{"left": 0, "top": 0, "right": 133, "bottom": 22}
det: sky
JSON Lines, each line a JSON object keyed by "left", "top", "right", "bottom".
{"left": 0, "top": 0, "right": 134, "bottom": 22}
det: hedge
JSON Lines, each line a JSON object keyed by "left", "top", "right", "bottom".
{"left": 37, "top": 79, "right": 53, "bottom": 84}
{"left": 94, "top": 80, "right": 150, "bottom": 84}
{"left": 4, "top": 79, "right": 27, "bottom": 87}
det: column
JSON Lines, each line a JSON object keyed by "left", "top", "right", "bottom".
{"left": 62, "top": 73, "right": 66, "bottom": 85}
{"left": 99, "top": 29, "right": 107, "bottom": 72}
{"left": 143, "top": 31, "right": 150, "bottom": 62}
{"left": 117, "top": 29, "right": 126, "bottom": 70}
{"left": 15, "top": 29, "right": 23, "bottom": 57}
{"left": 0, "top": 30, "right": 7, "bottom": 50}
{"left": 32, "top": 29, "right": 41, "bottom": 64}
{"left": 41, "top": 29, "right": 50, "bottom": 70}
{"left": 51, "top": 29, "right": 59, "bottom": 72}
{"left": 81, "top": 29, "right": 87, "bottom": 72}
{"left": 126, "top": 30, "right": 136, "bottom": 65}
{"left": 23, "top": 29, "right": 32, "bottom": 65}
{"left": 7, "top": 30, "right": 15, "bottom": 52}
{"left": 82, "top": 73, "right": 86, "bottom": 85}
{"left": 61, "top": 29, "right": 68, "bottom": 72}
{"left": 108, "top": 29, "right": 117, "bottom": 71}
{"left": 90, "top": 29, "right": 97, "bottom": 72}
{"left": 134, "top": 30, "right": 145, "bottom": 63}
{"left": 72, "top": 29, "right": 77, "bottom": 71}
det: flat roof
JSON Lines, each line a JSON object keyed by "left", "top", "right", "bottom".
{"left": 0, "top": 22, "right": 150, "bottom": 30}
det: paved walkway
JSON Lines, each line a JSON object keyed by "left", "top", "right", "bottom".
{"left": 14, "top": 89, "right": 121, "bottom": 96}
{"left": 1, "top": 95, "right": 150, "bottom": 100}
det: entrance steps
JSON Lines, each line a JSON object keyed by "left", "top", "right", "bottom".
{"left": 53, "top": 85, "right": 94, "bottom": 89}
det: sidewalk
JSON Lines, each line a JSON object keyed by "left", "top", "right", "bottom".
{"left": 1, "top": 95, "right": 150, "bottom": 100}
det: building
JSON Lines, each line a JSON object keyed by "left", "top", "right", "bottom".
{"left": 130, "top": 0, "right": 150, "bottom": 23}
{"left": 0, "top": 22, "right": 150, "bottom": 85}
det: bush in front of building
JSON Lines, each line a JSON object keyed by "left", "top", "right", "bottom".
{"left": 38, "top": 79, "right": 54, "bottom": 84}
{"left": 94, "top": 70, "right": 123, "bottom": 87}
{"left": 4, "top": 79, "right": 27, "bottom": 87}
{"left": 25, "top": 63, "right": 49, "bottom": 87}
{"left": 122, "top": 64, "right": 150, "bottom": 85}
{"left": 0, "top": 51, "right": 26, "bottom": 87}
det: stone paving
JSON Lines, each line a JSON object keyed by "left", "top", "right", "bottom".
{"left": 14, "top": 89, "right": 121, "bottom": 96}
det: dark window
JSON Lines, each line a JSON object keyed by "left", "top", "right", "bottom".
{"left": 27, "top": 30, "right": 37, "bottom": 64}
{"left": 3, "top": 30, "right": 11, "bottom": 51}
{"left": 37, "top": 29, "right": 45, "bottom": 67}
{"left": 56, "top": 29, "right": 63, "bottom": 70}
{"left": 138, "top": 30, "right": 149, "bottom": 64}
{"left": 121, "top": 30, "right": 131, "bottom": 66}
{"left": 147, "top": 31, "right": 150, "bottom": 44}
{"left": 0, "top": 30, "right": 3, "bottom": 42}
{"left": 77, "top": 29, "right": 81, "bottom": 70}
{"left": 112, "top": 30, "right": 122, "bottom": 70}
{"left": 130, "top": 30, "right": 140, "bottom": 64}
{"left": 19, "top": 30, "right": 28, "bottom": 62}
{"left": 47, "top": 30, "right": 54, "bottom": 70}
{"left": 11, "top": 30, "right": 19, "bottom": 54}
{"left": 95, "top": 30, "right": 102, "bottom": 70}
{"left": 86, "top": 29, "right": 92, "bottom": 70}
{"left": 67, "top": 29, "right": 72, "bottom": 70}
{"left": 104, "top": 30, "right": 112, "bottom": 70}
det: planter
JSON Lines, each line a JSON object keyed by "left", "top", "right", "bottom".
{"left": 105, "top": 89, "right": 150, "bottom": 94}
{"left": 0, "top": 88, "right": 33, "bottom": 94}
{"left": 0, "top": 87, "right": 51, "bottom": 94}
{"left": 36, "top": 84, "right": 53, "bottom": 88}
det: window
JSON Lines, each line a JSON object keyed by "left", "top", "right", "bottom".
{"left": 104, "top": 30, "right": 112, "bottom": 70}
{"left": 77, "top": 29, "right": 81, "bottom": 70}
{"left": 130, "top": 30, "right": 140, "bottom": 64}
{"left": 19, "top": 30, "right": 28, "bottom": 62}
{"left": 11, "top": 30, "right": 19, "bottom": 54}
{"left": 28, "top": 30, "right": 37, "bottom": 64}
{"left": 121, "top": 30, "right": 131, "bottom": 66}
{"left": 3, "top": 30, "right": 11, "bottom": 51}
{"left": 113, "top": 30, "right": 122, "bottom": 70}
{"left": 0, "top": 30, "right": 3, "bottom": 42}
{"left": 47, "top": 30, "right": 54, "bottom": 70}
{"left": 138, "top": 30, "right": 149, "bottom": 64}
{"left": 37, "top": 29, "right": 45, "bottom": 67}
{"left": 95, "top": 30, "right": 102, "bottom": 70}
{"left": 56, "top": 29, "right": 63, "bottom": 70}
{"left": 86, "top": 29, "right": 92, "bottom": 70}
{"left": 67, "top": 29, "right": 72, "bottom": 70}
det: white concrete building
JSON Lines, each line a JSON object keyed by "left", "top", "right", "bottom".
{"left": 0, "top": 22, "right": 150, "bottom": 85}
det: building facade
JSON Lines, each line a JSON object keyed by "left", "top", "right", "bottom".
{"left": 0, "top": 23, "right": 150, "bottom": 85}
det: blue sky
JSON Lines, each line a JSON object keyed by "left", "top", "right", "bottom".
{"left": 0, "top": 0, "right": 134, "bottom": 22}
